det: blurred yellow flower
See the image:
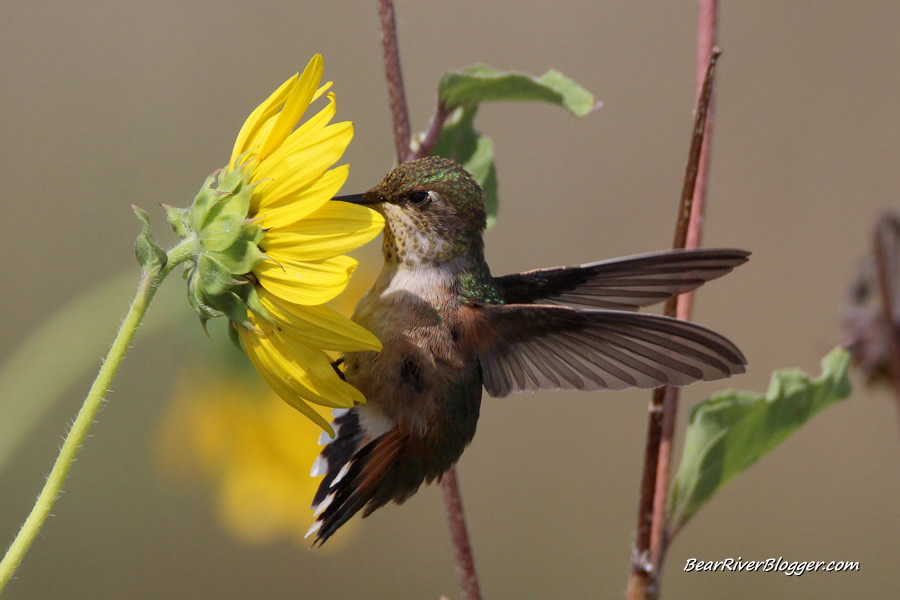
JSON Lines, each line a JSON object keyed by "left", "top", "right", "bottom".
{"left": 154, "top": 256, "right": 379, "bottom": 548}
{"left": 154, "top": 365, "right": 358, "bottom": 548}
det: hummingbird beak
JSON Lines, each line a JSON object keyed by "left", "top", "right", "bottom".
{"left": 332, "top": 193, "right": 380, "bottom": 205}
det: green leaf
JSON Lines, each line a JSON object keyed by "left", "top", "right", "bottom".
{"left": 132, "top": 205, "right": 167, "bottom": 273}
{"left": 669, "top": 348, "right": 852, "bottom": 529}
{"left": 429, "top": 65, "right": 598, "bottom": 230}
{"left": 431, "top": 106, "right": 498, "bottom": 229}
{"left": 439, "top": 65, "right": 600, "bottom": 116}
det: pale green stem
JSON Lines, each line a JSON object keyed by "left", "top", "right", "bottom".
{"left": 0, "top": 239, "right": 195, "bottom": 592}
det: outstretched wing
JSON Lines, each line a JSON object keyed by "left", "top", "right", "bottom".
{"left": 493, "top": 248, "right": 750, "bottom": 310}
{"left": 470, "top": 303, "right": 746, "bottom": 397}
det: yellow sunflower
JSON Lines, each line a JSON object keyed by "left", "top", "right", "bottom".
{"left": 176, "top": 54, "right": 383, "bottom": 434}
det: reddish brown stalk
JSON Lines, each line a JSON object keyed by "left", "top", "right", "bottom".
{"left": 651, "top": 12, "right": 721, "bottom": 571}
{"left": 411, "top": 99, "right": 451, "bottom": 161}
{"left": 684, "top": 0, "right": 719, "bottom": 263}
{"left": 377, "top": 0, "right": 412, "bottom": 162}
{"left": 626, "top": 5, "right": 720, "bottom": 598}
{"left": 374, "top": 2, "right": 483, "bottom": 597}
{"left": 441, "top": 467, "right": 483, "bottom": 600}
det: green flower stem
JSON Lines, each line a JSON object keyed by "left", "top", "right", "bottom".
{"left": 0, "top": 239, "right": 196, "bottom": 592}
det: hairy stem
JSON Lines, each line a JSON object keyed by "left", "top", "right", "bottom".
{"left": 0, "top": 241, "right": 193, "bottom": 592}
{"left": 377, "top": 0, "right": 412, "bottom": 162}
{"left": 626, "top": 3, "right": 720, "bottom": 598}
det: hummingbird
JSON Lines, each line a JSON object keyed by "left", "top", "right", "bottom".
{"left": 306, "top": 156, "right": 748, "bottom": 545}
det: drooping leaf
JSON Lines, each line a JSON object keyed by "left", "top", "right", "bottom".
{"left": 439, "top": 65, "right": 600, "bottom": 117}
{"left": 430, "top": 105, "right": 498, "bottom": 229}
{"left": 669, "top": 347, "right": 852, "bottom": 529}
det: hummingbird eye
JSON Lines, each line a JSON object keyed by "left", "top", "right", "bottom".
{"left": 407, "top": 190, "right": 434, "bottom": 207}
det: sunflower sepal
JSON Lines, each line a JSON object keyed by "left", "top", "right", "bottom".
{"left": 199, "top": 212, "right": 246, "bottom": 252}
{"left": 216, "top": 168, "right": 246, "bottom": 195}
{"left": 162, "top": 204, "right": 189, "bottom": 238}
{"left": 204, "top": 290, "right": 256, "bottom": 331}
{"left": 132, "top": 205, "right": 167, "bottom": 274}
{"left": 175, "top": 167, "right": 274, "bottom": 326}
{"left": 196, "top": 254, "right": 237, "bottom": 296}
{"left": 186, "top": 271, "right": 222, "bottom": 321}
{"left": 186, "top": 255, "right": 257, "bottom": 331}
{"left": 193, "top": 172, "right": 257, "bottom": 248}
{"left": 227, "top": 322, "right": 244, "bottom": 352}
{"left": 215, "top": 239, "right": 268, "bottom": 275}
{"left": 243, "top": 283, "right": 273, "bottom": 323}
{"left": 189, "top": 173, "right": 220, "bottom": 232}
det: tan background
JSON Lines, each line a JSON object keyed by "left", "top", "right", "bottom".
{"left": 2, "top": 1, "right": 898, "bottom": 598}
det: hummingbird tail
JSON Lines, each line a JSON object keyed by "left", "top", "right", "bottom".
{"left": 307, "top": 425, "right": 415, "bottom": 547}
{"left": 309, "top": 408, "right": 364, "bottom": 500}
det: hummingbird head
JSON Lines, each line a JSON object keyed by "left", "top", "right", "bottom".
{"left": 336, "top": 157, "right": 486, "bottom": 267}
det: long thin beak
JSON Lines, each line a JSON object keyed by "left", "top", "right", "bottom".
{"left": 332, "top": 193, "right": 375, "bottom": 205}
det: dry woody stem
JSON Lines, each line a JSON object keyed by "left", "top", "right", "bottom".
{"left": 873, "top": 214, "right": 900, "bottom": 411}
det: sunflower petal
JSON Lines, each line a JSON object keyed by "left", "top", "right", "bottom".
{"left": 259, "top": 290, "right": 382, "bottom": 351}
{"left": 265, "top": 92, "right": 337, "bottom": 168}
{"left": 209, "top": 56, "right": 384, "bottom": 434}
{"left": 255, "top": 165, "right": 350, "bottom": 230}
{"left": 255, "top": 255, "right": 358, "bottom": 305}
{"left": 312, "top": 81, "right": 332, "bottom": 103}
{"left": 254, "top": 122, "right": 353, "bottom": 207}
{"left": 263, "top": 203, "right": 384, "bottom": 262}
{"left": 239, "top": 325, "right": 364, "bottom": 409}
{"left": 258, "top": 54, "right": 323, "bottom": 160}
{"left": 231, "top": 74, "right": 298, "bottom": 163}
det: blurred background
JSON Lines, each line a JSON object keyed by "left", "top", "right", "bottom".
{"left": 1, "top": 1, "right": 898, "bottom": 598}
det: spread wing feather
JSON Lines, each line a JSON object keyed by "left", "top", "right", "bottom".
{"left": 474, "top": 304, "right": 746, "bottom": 397}
{"left": 494, "top": 248, "right": 750, "bottom": 310}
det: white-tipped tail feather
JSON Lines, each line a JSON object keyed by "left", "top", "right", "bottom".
{"left": 331, "top": 463, "right": 351, "bottom": 488}
{"left": 310, "top": 454, "right": 328, "bottom": 478}
{"left": 312, "top": 492, "right": 335, "bottom": 517}
{"left": 304, "top": 520, "right": 322, "bottom": 540}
